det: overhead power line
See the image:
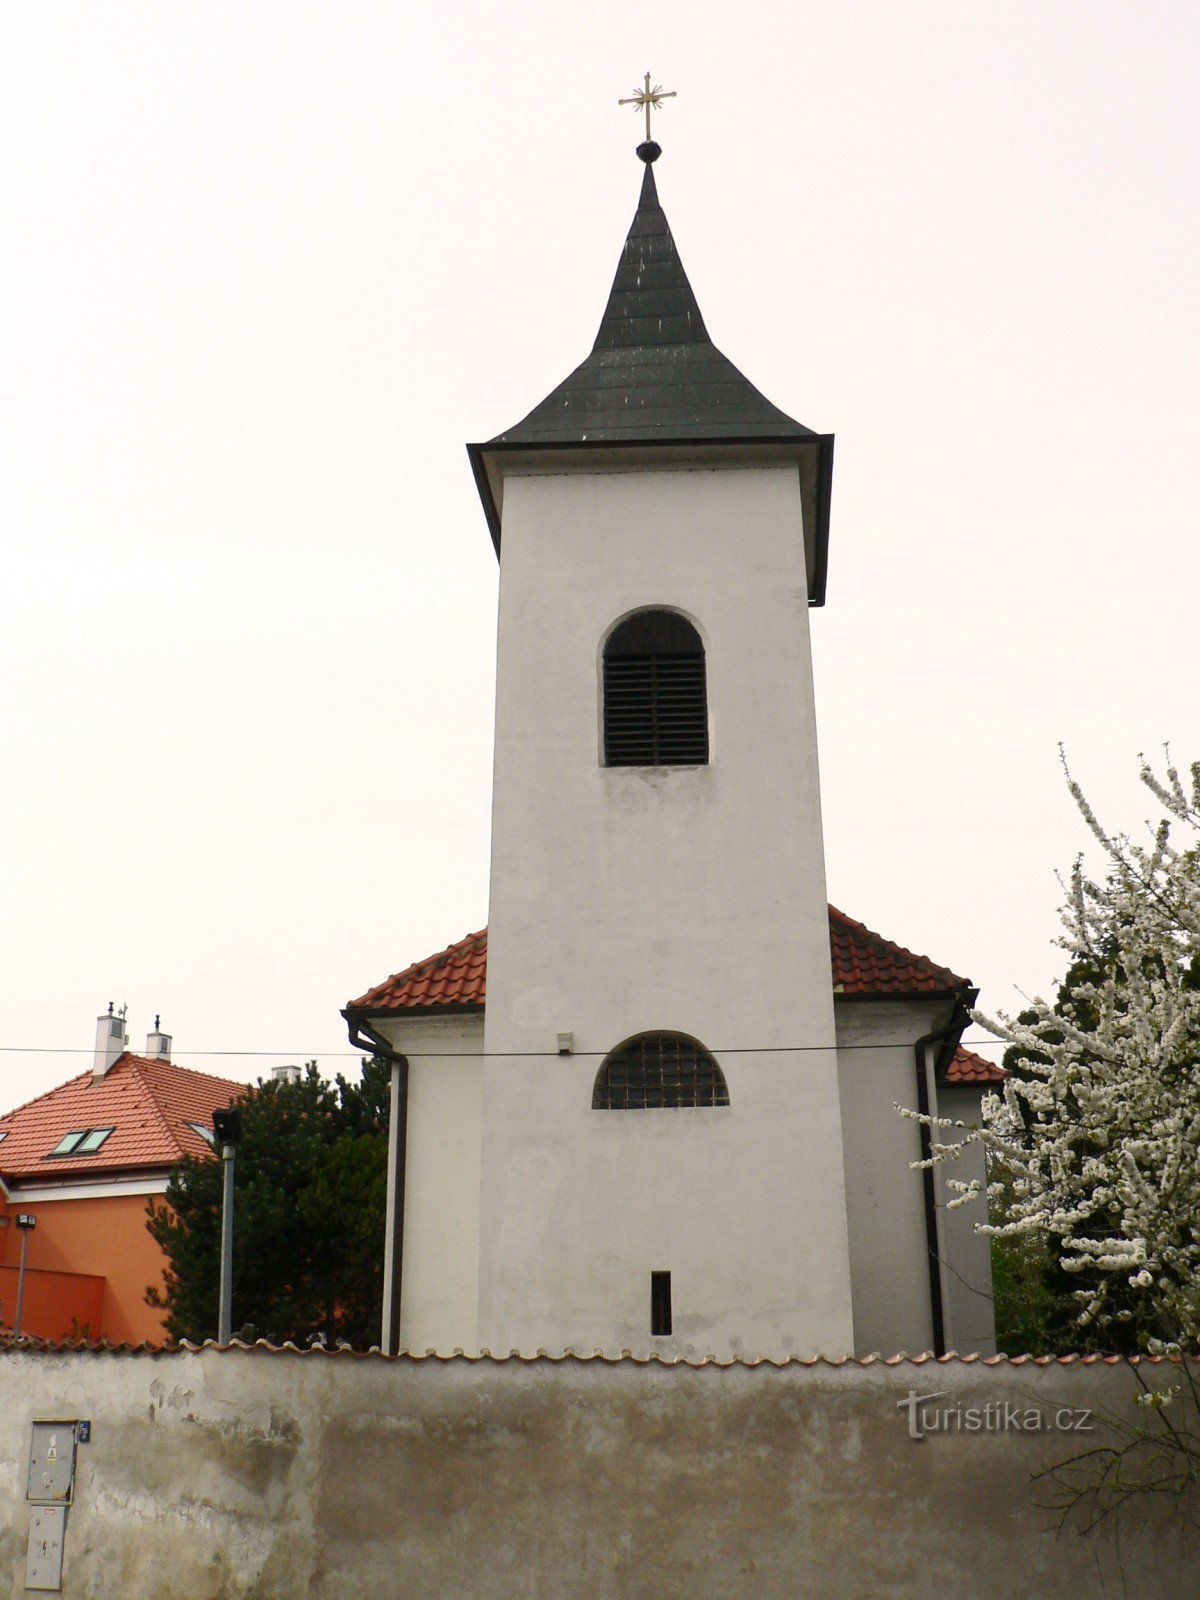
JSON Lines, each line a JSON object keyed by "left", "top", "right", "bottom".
{"left": 0, "top": 1039, "right": 1008, "bottom": 1059}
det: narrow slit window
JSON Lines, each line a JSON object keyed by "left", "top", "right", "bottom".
{"left": 593, "top": 1033, "right": 729, "bottom": 1110}
{"left": 651, "top": 1271, "right": 672, "bottom": 1336}
{"left": 603, "top": 609, "right": 708, "bottom": 767}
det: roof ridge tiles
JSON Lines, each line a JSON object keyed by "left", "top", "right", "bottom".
{"left": 124, "top": 1053, "right": 245, "bottom": 1090}
{"left": 125, "top": 1055, "right": 192, "bottom": 1167}
{"left": 0, "top": 1068, "right": 94, "bottom": 1129}
{"left": 0, "top": 1052, "right": 243, "bottom": 1128}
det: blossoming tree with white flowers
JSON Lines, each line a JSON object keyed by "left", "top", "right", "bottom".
{"left": 934, "top": 753, "right": 1200, "bottom": 1353}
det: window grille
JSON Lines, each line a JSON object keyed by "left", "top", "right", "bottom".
{"left": 603, "top": 610, "right": 708, "bottom": 767}
{"left": 592, "top": 1033, "right": 729, "bottom": 1110}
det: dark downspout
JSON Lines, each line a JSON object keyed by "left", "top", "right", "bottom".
{"left": 345, "top": 1013, "right": 408, "bottom": 1357}
{"left": 913, "top": 992, "right": 976, "bottom": 1358}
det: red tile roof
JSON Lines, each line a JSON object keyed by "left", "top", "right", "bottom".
{"left": 348, "top": 928, "right": 488, "bottom": 1013}
{"left": 827, "top": 907, "right": 967, "bottom": 996}
{"left": 0, "top": 1055, "right": 244, "bottom": 1182}
{"left": 945, "top": 1046, "right": 1004, "bottom": 1085}
{"left": 347, "top": 911, "right": 967, "bottom": 1014}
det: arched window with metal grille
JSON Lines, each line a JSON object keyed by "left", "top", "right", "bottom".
{"left": 602, "top": 609, "right": 708, "bottom": 767}
{"left": 592, "top": 1033, "right": 729, "bottom": 1110}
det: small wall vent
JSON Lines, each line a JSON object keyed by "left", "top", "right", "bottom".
{"left": 651, "top": 1271, "right": 672, "bottom": 1337}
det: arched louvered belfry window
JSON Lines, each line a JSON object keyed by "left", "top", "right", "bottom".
{"left": 592, "top": 1033, "right": 729, "bottom": 1110}
{"left": 603, "top": 609, "right": 708, "bottom": 767}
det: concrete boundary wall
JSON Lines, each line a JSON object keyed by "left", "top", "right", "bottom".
{"left": 0, "top": 1345, "right": 1196, "bottom": 1599}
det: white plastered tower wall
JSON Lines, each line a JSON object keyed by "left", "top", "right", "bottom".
{"left": 478, "top": 461, "right": 856, "bottom": 1359}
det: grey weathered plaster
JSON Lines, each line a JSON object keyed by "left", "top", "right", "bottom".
{"left": 0, "top": 1347, "right": 1196, "bottom": 1598}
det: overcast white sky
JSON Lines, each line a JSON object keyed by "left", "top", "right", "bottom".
{"left": 3, "top": 2, "right": 1198, "bottom": 1107}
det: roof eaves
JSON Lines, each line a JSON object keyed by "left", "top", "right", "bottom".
{"left": 343, "top": 1000, "right": 486, "bottom": 1024}
{"left": 466, "top": 433, "right": 833, "bottom": 605}
{"left": 5, "top": 1161, "right": 174, "bottom": 1185}
{"left": 834, "top": 988, "right": 965, "bottom": 1003}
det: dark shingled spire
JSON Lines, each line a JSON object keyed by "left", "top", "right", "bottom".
{"left": 592, "top": 160, "right": 708, "bottom": 350}
{"left": 469, "top": 149, "right": 834, "bottom": 601}
{"left": 489, "top": 156, "right": 816, "bottom": 445}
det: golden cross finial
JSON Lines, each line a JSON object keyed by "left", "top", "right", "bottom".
{"left": 618, "top": 73, "right": 676, "bottom": 143}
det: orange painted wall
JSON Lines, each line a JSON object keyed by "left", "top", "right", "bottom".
{"left": 0, "top": 1262, "right": 105, "bottom": 1341}
{"left": 0, "top": 1191, "right": 170, "bottom": 1343}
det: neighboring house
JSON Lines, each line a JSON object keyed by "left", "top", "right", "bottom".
{"left": 0, "top": 1009, "right": 242, "bottom": 1343}
{"left": 346, "top": 140, "right": 1004, "bottom": 1363}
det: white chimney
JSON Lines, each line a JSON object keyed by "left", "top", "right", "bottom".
{"left": 93, "top": 1004, "right": 127, "bottom": 1079}
{"left": 145, "top": 1015, "right": 172, "bottom": 1062}
{"left": 271, "top": 1065, "right": 301, "bottom": 1084}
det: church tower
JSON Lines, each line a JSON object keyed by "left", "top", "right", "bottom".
{"left": 467, "top": 139, "right": 855, "bottom": 1358}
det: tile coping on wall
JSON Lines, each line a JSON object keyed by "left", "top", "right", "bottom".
{"left": 0, "top": 1335, "right": 1194, "bottom": 1367}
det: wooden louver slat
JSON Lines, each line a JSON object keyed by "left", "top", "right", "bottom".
{"left": 603, "top": 650, "right": 708, "bottom": 766}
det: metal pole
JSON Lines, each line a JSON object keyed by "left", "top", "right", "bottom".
{"left": 218, "top": 1143, "right": 235, "bottom": 1343}
{"left": 14, "top": 1226, "right": 30, "bottom": 1339}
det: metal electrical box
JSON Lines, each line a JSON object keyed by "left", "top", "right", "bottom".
{"left": 26, "top": 1422, "right": 77, "bottom": 1504}
{"left": 25, "top": 1504, "right": 67, "bottom": 1591}
{"left": 24, "top": 1422, "right": 79, "bottom": 1592}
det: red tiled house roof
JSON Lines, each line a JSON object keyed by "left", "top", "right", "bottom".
{"left": 945, "top": 1046, "right": 1004, "bottom": 1085}
{"left": 346, "top": 909, "right": 969, "bottom": 1015}
{"left": 0, "top": 1055, "right": 244, "bottom": 1181}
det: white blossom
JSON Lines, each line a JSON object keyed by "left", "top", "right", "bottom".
{"left": 1133, "top": 1383, "right": 1180, "bottom": 1409}
{"left": 915, "top": 753, "right": 1200, "bottom": 1349}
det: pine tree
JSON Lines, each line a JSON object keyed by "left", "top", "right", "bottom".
{"left": 146, "top": 1058, "right": 389, "bottom": 1347}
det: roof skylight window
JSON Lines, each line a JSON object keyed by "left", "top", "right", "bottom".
{"left": 48, "top": 1127, "right": 113, "bottom": 1157}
